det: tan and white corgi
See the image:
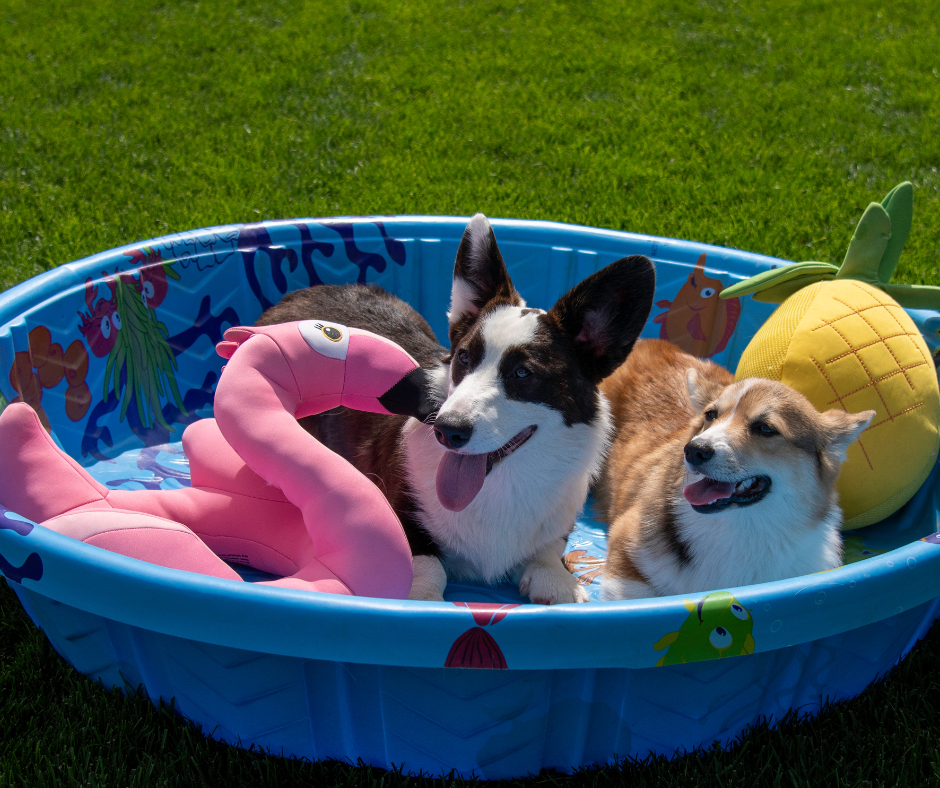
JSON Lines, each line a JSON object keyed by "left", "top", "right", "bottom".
{"left": 596, "top": 339, "right": 874, "bottom": 600}
{"left": 257, "top": 215, "right": 656, "bottom": 603}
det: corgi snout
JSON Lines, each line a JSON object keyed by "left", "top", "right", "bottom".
{"left": 434, "top": 415, "right": 473, "bottom": 449}
{"left": 684, "top": 440, "right": 714, "bottom": 467}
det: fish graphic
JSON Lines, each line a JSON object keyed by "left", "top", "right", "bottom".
{"left": 653, "top": 253, "right": 741, "bottom": 358}
{"left": 653, "top": 591, "right": 755, "bottom": 666}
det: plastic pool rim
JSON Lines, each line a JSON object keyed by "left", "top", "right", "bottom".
{"left": 2, "top": 215, "right": 940, "bottom": 777}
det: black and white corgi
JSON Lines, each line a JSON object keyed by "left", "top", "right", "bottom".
{"left": 596, "top": 339, "right": 875, "bottom": 599}
{"left": 257, "top": 214, "right": 655, "bottom": 603}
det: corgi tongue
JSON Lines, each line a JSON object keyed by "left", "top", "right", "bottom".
{"left": 684, "top": 478, "right": 736, "bottom": 506}
{"left": 436, "top": 451, "right": 487, "bottom": 512}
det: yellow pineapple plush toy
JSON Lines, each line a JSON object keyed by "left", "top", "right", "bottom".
{"left": 722, "top": 182, "right": 940, "bottom": 529}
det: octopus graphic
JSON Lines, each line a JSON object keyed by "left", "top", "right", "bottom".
{"left": 653, "top": 253, "right": 741, "bottom": 358}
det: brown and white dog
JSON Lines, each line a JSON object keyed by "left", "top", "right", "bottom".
{"left": 596, "top": 339, "right": 874, "bottom": 600}
{"left": 257, "top": 215, "right": 656, "bottom": 603}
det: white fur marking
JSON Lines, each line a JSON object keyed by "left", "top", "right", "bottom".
{"left": 448, "top": 276, "right": 478, "bottom": 324}
{"left": 727, "top": 378, "right": 759, "bottom": 419}
{"left": 601, "top": 576, "right": 655, "bottom": 601}
{"left": 403, "top": 310, "right": 613, "bottom": 586}
{"left": 440, "top": 308, "right": 542, "bottom": 447}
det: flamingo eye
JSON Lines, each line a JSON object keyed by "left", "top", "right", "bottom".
{"left": 101, "top": 316, "right": 112, "bottom": 339}
{"left": 111, "top": 313, "right": 122, "bottom": 331}
{"left": 709, "top": 627, "right": 733, "bottom": 650}
{"left": 700, "top": 287, "right": 716, "bottom": 298}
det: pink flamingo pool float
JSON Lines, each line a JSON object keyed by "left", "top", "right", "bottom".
{"left": 0, "top": 320, "right": 436, "bottom": 599}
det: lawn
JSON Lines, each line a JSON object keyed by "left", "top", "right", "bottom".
{"left": 1, "top": 0, "right": 940, "bottom": 784}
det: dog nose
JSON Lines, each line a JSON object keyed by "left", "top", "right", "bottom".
{"left": 434, "top": 417, "right": 473, "bottom": 450}
{"left": 684, "top": 441, "right": 714, "bottom": 466}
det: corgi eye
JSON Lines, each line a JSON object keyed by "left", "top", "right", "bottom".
{"left": 730, "top": 603, "right": 748, "bottom": 620}
{"left": 700, "top": 287, "right": 716, "bottom": 298}
{"left": 704, "top": 409, "right": 717, "bottom": 422}
{"left": 457, "top": 349, "right": 470, "bottom": 366}
{"left": 751, "top": 421, "right": 778, "bottom": 437}
{"left": 513, "top": 365, "right": 531, "bottom": 379}
{"left": 709, "top": 626, "right": 733, "bottom": 650}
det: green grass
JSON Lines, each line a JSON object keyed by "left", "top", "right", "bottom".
{"left": 2, "top": 0, "right": 940, "bottom": 784}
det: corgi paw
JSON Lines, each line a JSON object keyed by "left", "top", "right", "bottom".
{"left": 408, "top": 585, "right": 446, "bottom": 602}
{"left": 519, "top": 564, "right": 589, "bottom": 605}
{"left": 407, "top": 555, "right": 447, "bottom": 602}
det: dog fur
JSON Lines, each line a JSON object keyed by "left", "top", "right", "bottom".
{"left": 596, "top": 339, "right": 874, "bottom": 600}
{"left": 256, "top": 214, "right": 655, "bottom": 603}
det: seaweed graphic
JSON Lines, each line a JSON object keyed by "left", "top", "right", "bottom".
{"left": 79, "top": 249, "right": 186, "bottom": 434}
{"left": 0, "top": 551, "right": 43, "bottom": 584}
{"left": 105, "top": 274, "right": 185, "bottom": 430}
{"left": 240, "top": 224, "right": 302, "bottom": 312}
{"left": 1, "top": 505, "right": 35, "bottom": 535}
{"left": 327, "top": 221, "right": 407, "bottom": 282}
{"left": 240, "top": 220, "right": 407, "bottom": 311}
{"left": 80, "top": 293, "right": 238, "bottom": 459}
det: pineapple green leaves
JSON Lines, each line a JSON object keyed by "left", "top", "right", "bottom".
{"left": 721, "top": 182, "right": 940, "bottom": 309}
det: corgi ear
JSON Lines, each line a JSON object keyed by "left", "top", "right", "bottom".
{"left": 686, "top": 367, "right": 728, "bottom": 413}
{"left": 448, "top": 214, "right": 522, "bottom": 348}
{"left": 548, "top": 255, "right": 656, "bottom": 383}
{"left": 820, "top": 408, "right": 876, "bottom": 462}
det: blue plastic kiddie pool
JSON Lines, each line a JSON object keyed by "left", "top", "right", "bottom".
{"left": 1, "top": 217, "right": 939, "bottom": 779}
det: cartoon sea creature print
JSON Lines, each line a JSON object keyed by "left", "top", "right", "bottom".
{"left": 563, "top": 549, "right": 605, "bottom": 586}
{"left": 445, "top": 602, "right": 519, "bottom": 669}
{"left": 652, "top": 253, "right": 741, "bottom": 358}
{"left": 79, "top": 248, "right": 186, "bottom": 431}
{"left": 1, "top": 504, "right": 35, "bottom": 535}
{"left": 7, "top": 326, "right": 91, "bottom": 430}
{"left": 0, "top": 550, "right": 43, "bottom": 584}
{"left": 162, "top": 228, "right": 240, "bottom": 272}
{"left": 842, "top": 534, "right": 890, "bottom": 564}
{"left": 0, "top": 503, "right": 43, "bottom": 584}
{"left": 653, "top": 591, "right": 755, "bottom": 666}
{"left": 124, "top": 246, "right": 179, "bottom": 310}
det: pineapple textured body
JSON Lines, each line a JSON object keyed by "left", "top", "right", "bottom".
{"left": 736, "top": 279, "right": 940, "bottom": 529}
